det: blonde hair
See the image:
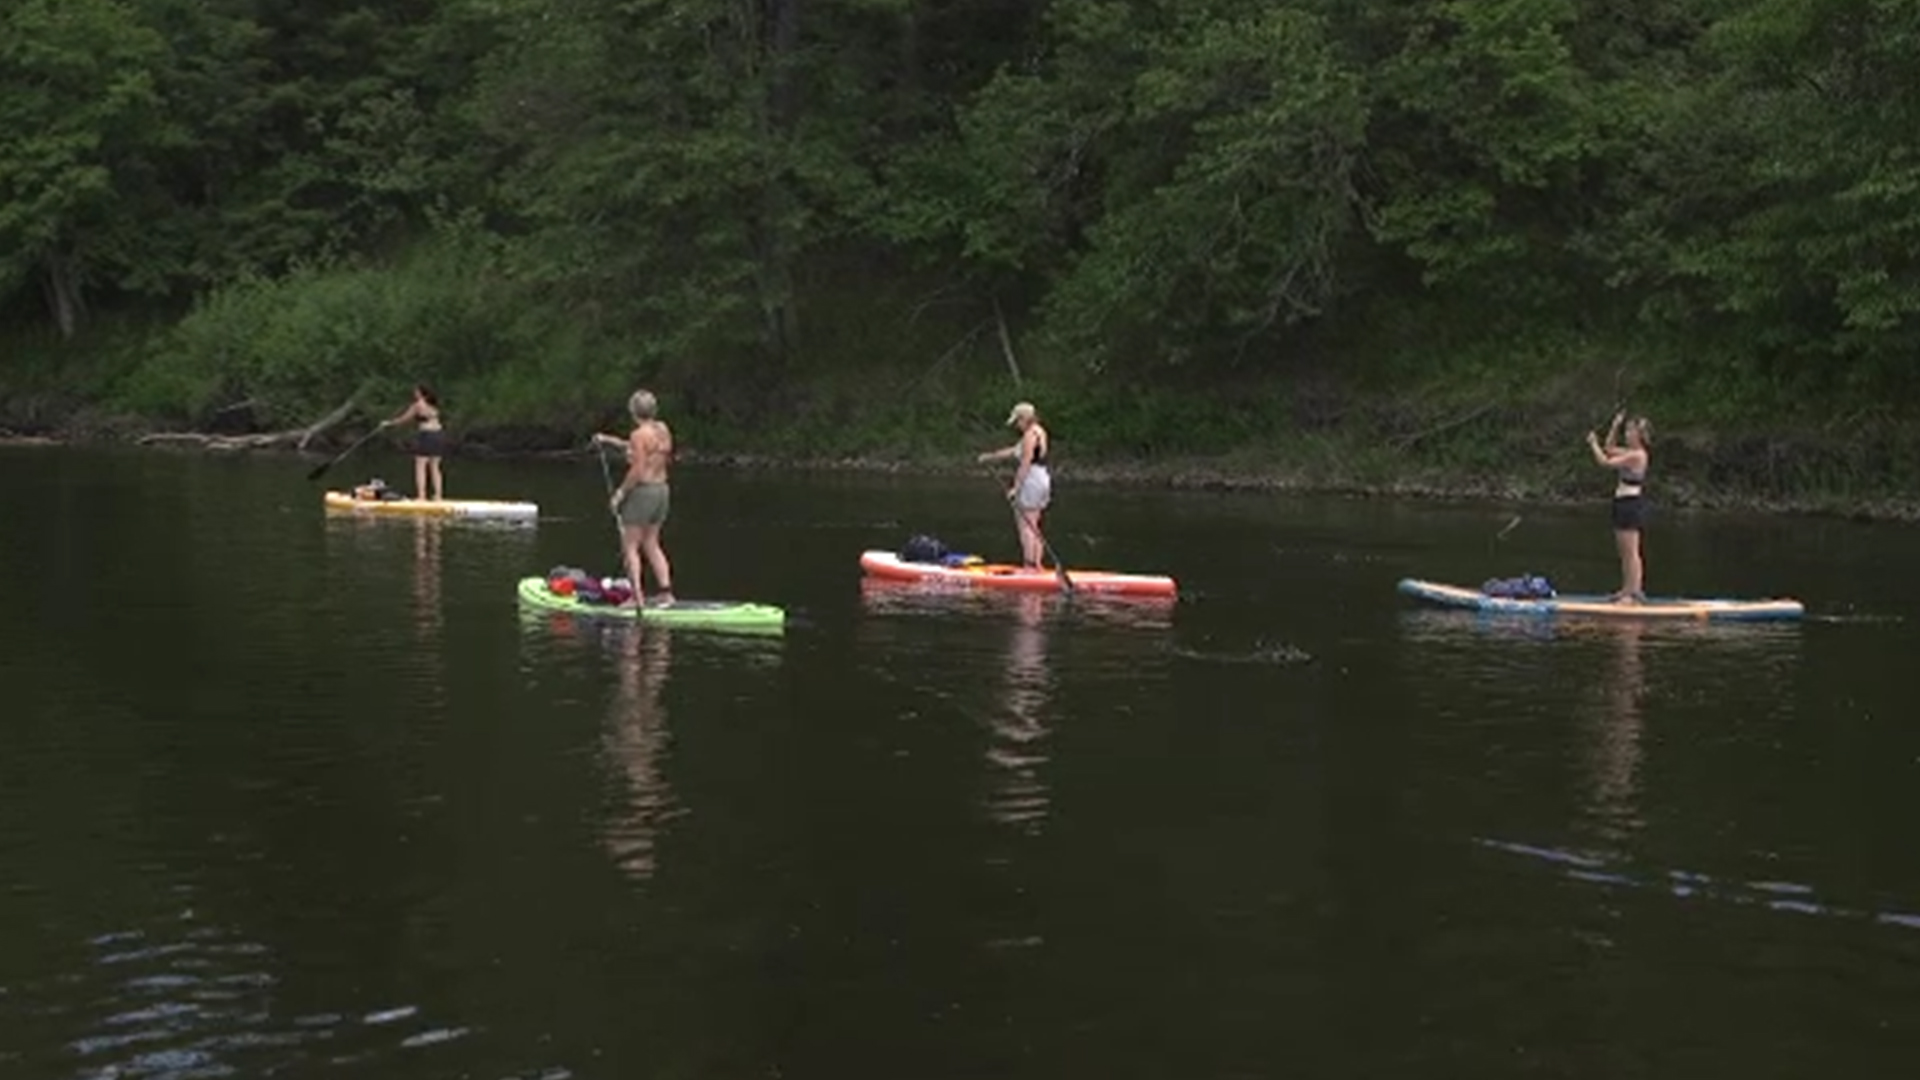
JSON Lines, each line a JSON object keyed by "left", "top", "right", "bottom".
{"left": 1630, "top": 416, "right": 1653, "bottom": 446}
{"left": 629, "top": 389, "right": 657, "bottom": 420}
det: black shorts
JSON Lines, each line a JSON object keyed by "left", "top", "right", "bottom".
{"left": 412, "top": 429, "right": 446, "bottom": 458}
{"left": 1611, "top": 495, "right": 1647, "bottom": 532}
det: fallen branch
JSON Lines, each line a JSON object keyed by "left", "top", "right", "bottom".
{"left": 294, "top": 395, "right": 360, "bottom": 451}
{"left": 0, "top": 428, "right": 62, "bottom": 446}
{"left": 136, "top": 393, "right": 362, "bottom": 453}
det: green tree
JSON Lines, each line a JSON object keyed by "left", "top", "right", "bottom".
{"left": 0, "top": 0, "right": 167, "bottom": 336}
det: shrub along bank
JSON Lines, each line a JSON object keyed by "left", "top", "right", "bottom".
{"left": 5, "top": 280, "right": 1918, "bottom": 521}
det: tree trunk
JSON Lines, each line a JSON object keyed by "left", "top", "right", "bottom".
{"left": 41, "top": 252, "right": 84, "bottom": 339}
{"left": 756, "top": 0, "right": 804, "bottom": 366}
{"left": 767, "top": 0, "right": 802, "bottom": 129}
{"left": 993, "top": 294, "right": 1023, "bottom": 386}
{"left": 899, "top": 4, "right": 920, "bottom": 120}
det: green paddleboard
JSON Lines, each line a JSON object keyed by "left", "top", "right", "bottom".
{"left": 516, "top": 577, "right": 785, "bottom": 634}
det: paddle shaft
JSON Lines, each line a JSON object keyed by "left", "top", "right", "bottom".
{"left": 1007, "top": 490, "right": 1073, "bottom": 593}
{"left": 596, "top": 442, "right": 628, "bottom": 563}
{"left": 306, "top": 424, "right": 384, "bottom": 481}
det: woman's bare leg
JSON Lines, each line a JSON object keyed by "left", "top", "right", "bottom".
{"left": 620, "top": 525, "right": 646, "bottom": 607}
{"left": 639, "top": 526, "right": 673, "bottom": 602}
{"left": 1614, "top": 530, "right": 1644, "bottom": 601}
{"left": 427, "top": 457, "right": 443, "bottom": 500}
{"left": 413, "top": 456, "right": 428, "bottom": 501}
{"left": 1018, "top": 509, "right": 1044, "bottom": 568}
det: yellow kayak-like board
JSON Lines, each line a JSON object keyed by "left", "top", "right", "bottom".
{"left": 323, "top": 490, "right": 539, "bottom": 520}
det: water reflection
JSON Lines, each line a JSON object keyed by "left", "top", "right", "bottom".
{"left": 1585, "top": 621, "right": 1646, "bottom": 847}
{"left": 513, "top": 614, "right": 688, "bottom": 884}
{"left": 602, "top": 625, "right": 677, "bottom": 882}
{"left": 1395, "top": 608, "right": 1805, "bottom": 650}
{"left": 857, "top": 579, "right": 1176, "bottom": 837}
{"left": 1397, "top": 609, "right": 1803, "bottom": 851}
{"left": 412, "top": 516, "right": 443, "bottom": 641}
{"left": 855, "top": 577, "right": 1175, "bottom": 632}
{"left": 986, "top": 592, "right": 1054, "bottom": 834}
{"left": 1402, "top": 609, "right": 1835, "bottom": 946}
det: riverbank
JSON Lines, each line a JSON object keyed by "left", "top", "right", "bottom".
{"left": 9, "top": 313, "right": 1920, "bottom": 522}
{"left": 11, "top": 419, "right": 1920, "bottom": 524}
{"left": 10, "top": 232, "right": 1920, "bottom": 526}
{"left": 671, "top": 450, "right": 1920, "bottom": 522}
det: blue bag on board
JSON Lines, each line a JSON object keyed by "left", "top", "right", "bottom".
{"left": 1481, "top": 574, "right": 1556, "bottom": 599}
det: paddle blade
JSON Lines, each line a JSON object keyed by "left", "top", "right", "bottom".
{"left": 305, "top": 459, "right": 334, "bottom": 481}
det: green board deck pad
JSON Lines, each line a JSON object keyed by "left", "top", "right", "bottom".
{"left": 516, "top": 577, "right": 785, "bottom": 633}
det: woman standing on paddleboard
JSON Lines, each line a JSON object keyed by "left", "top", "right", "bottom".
{"left": 1586, "top": 411, "right": 1651, "bottom": 603}
{"left": 591, "top": 389, "right": 676, "bottom": 609}
{"left": 381, "top": 384, "right": 446, "bottom": 501}
{"left": 978, "top": 401, "right": 1052, "bottom": 569}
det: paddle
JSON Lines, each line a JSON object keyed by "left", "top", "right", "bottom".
{"left": 1008, "top": 489, "right": 1074, "bottom": 594}
{"left": 594, "top": 439, "right": 628, "bottom": 561}
{"left": 305, "top": 422, "right": 385, "bottom": 482}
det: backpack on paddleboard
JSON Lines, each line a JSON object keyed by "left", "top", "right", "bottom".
{"left": 1482, "top": 573, "right": 1556, "bottom": 599}
{"left": 900, "top": 534, "right": 950, "bottom": 563}
{"left": 354, "top": 478, "right": 405, "bottom": 501}
{"left": 545, "top": 565, "right": 633, "bottom": 605}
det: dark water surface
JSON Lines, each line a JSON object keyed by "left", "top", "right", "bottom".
{"left": 4, "top": 446, "right": 1919, "bottom": 1078}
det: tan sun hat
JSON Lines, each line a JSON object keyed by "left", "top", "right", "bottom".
{"left": 1006, "top": 401, "right": 1036, "bottom": 426}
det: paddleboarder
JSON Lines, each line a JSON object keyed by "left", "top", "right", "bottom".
{"left": 1586, "top": 411, "right": 1651, "bottom": 603}
{"left": 591, "top": 389, "right": 676, "bottom": 609}
{"left": 380, "top": 384, "right": 446, "bottom": 501}
{"left": 977, "top": 401, "right": 1053, "bottom": 569}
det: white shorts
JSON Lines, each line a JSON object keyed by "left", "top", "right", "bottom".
{"left": 1015, "top": 466, "right": 1051, "bottom": 511}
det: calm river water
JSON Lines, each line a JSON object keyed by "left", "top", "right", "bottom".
{"left": 3, "top": 445, "right": 1918, "bottom": 1078}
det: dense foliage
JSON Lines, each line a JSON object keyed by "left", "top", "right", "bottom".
{"left": 3, "top": 0, "right": 1917, "bottom": 447}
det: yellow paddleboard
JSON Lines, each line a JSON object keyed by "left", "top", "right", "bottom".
{"left": 324, "top": 490, "right": 539, "bottom": 520}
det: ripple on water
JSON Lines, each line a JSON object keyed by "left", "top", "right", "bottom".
{"left": 1478, "top": 837, "right": 1920, "bottom": 934}
{"left": 10, "top": 902, "right": 480, "bottom": 1079}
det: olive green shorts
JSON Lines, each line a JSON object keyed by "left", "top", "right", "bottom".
{"left": 617, "top": 483, "right": 670, "bottom": 526}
